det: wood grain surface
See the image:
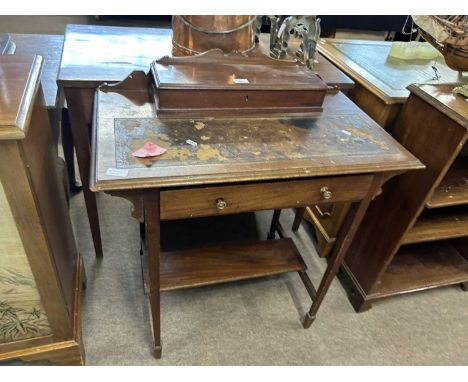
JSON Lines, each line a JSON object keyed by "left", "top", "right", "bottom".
{"left": 0, "top": 55, "right": 43, "bottom": 139}
{"left": 158, "top": 238, "right": 306, "bottom": 291}
{"left": 11, "top": 34, "right": 64, "bottom": 109}
{"left": 160, "top": 175, "right": 373, "bottom": 220}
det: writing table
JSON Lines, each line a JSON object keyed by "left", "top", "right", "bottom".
{"left": 90, "top": 75, "right": 421, "bottom": 358}
{"left": 57, "top": 24, "right": 355, "bottom": 258}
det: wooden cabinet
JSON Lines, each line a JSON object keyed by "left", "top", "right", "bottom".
{"left": 0, "top": 55, "right": 84, "bottom": 365}
{"left": 340, "top": 84, "right": 468, "bottom": 311}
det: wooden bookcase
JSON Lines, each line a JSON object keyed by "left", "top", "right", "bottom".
{"left": 303, "top": 39, "right": 467, "bottom": 257}
{"left": 339, "top": 83, "right": 468, "bottom": 311}
{"left": 0, "top": 55, "right": 84, "bottom": 365}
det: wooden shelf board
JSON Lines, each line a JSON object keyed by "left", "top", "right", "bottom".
{"left": 403, "top": 208, "right": 468, "bottom": 245}
{"left": 142, "top": 238, "right": 307, "bottom": 292}
{"left": 373, "top": 241, "right": 468, "bottom": 298}
{"left": 427, "top": 160, "right": 468, "bottom": 209}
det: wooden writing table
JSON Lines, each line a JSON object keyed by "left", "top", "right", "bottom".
{"left": 57, "top": 24, "right": 354, "bottom": 258}
{"left": 90, "top": 78, "right": 421, "bottom": 358}
{"left": 296, "top": 39, "right": 467, "bottom": 258}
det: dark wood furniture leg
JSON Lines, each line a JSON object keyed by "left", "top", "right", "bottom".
{"left": 292, "top": 207, "right": 306, "bottom": 231}
{"left": 64, "top": 88, "right": 103, "bottom": 258}
{"left": 303, "top": 175, "right": 382, "bottom": 328}
{"left": 144, "top": 189, "right": 162, "bottom": 359}
{"left": 61, "top": 107, "right": 82, "bottom": 192}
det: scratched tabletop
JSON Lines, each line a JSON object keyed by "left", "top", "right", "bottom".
{"left": 91, "top": 89, "right": 421, "bottom": 192}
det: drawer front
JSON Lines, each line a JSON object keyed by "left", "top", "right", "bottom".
{"left": 160, "top": 175, "right": 373, "bottom": 220}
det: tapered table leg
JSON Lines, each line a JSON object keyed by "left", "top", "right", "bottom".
{"left": 303, "top": 175, "right": 383, "bottom": 328}
{"left": 144, "top": 189, "right": 162, "bottom": 359}
{"left": 64, "top": 88, "right": 103, "bottom": 258}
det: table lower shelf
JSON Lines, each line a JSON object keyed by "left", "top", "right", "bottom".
{"left": 142, "top": 238, "right": 307, "bottom": 292}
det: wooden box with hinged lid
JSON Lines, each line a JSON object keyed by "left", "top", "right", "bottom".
{"left": 151, "top": 50, "right": 329, "bottom": 116}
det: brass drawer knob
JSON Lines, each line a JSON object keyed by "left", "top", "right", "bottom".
{"left": 216, "top": 198, "right": 227, "bottom": 210}
{"left": 320, "top": 186, "right": 333, "bottom": 200}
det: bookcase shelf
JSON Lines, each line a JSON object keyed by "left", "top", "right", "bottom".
{"left": 427, "top": 157, "right": 468, "bottom": 209}
{"left": 403, "top": 207, "right": 468, "bottom": 245}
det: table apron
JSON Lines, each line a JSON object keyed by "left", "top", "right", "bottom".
{"left": 159, "top": 175, "right": 374, "bottom": 220}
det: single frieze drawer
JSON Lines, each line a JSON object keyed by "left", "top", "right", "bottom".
{"left": 160, "top": 175, "right": 373, "bottom": 220}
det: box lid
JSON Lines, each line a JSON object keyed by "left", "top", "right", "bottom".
{"left": 152, "top": 50, "right": 328, "bottom": 91}
{"left": 0, "top": 55, "right": 43, "bottom": 140}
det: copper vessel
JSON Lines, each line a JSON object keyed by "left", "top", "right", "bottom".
{"left": 172, "top": 15, "right": 257, "bottom": 56}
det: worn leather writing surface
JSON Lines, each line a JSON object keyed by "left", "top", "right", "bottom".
{"left": 91, "top": 89, "right": 422, "bottom": 191}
